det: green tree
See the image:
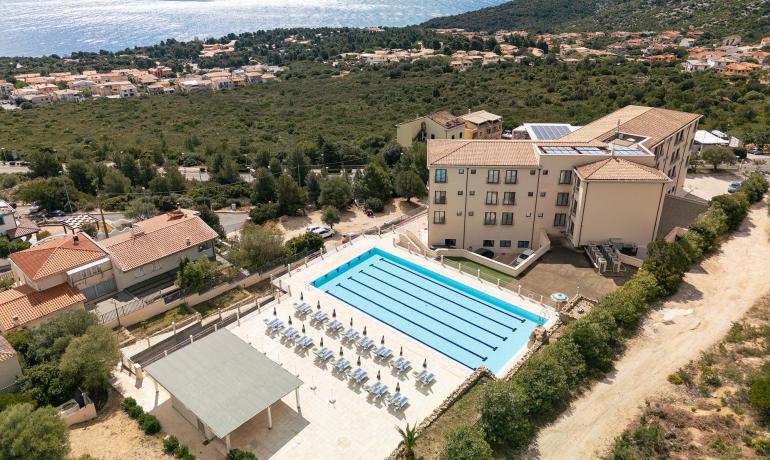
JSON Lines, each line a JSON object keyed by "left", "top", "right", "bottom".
{"left": 396, "top": 423, "right": 417, "bottom": 460}
{"left": 19, "top": 362, "right": 75, "bottom": 407}
{"left": 251, "top": 167, "right": 277, "bottom": 204}
{"left": 701, "top": 146, "right": 737, "bottom": 171}
{"left": 284, "top": 150, "right": 311, "bottom": 185}
{"left": 249, "top": 202, "right": 280, "bottom": 224}
{"left": 394, "top": 170, "right": 425, "bottom": 202}
{"left": 177, "top": 257, "right": 221, "bottom": 291}
{"left": 25, "top": 310, "right": 96, "bottom": 364}
{"left": 305, "top": 171, "right": 323, "bottom": 206}
{"left": 14, "top": 178, "right": 72, "bottom": 211}
{"left": 749, "top": 373, "right": 770, "bottom": 421}
{"left": 0, "top": 238, "right": 30, "bottom": 258}
{"left": 641, "top": 239, "right": 691, "bottom": 296}
{"left": 284, "top": 233, "right": 324, "bottom": 256}
{"left": 67, "top": 159, "right": 96, "bottom": 194}
{"left": 195, "top": 204, "right": 225, "bottom": 237}
{"left": 164, "top": 163, "right": 187, "bottom": 192}
{"left": 440, "top": 426, "right": 493, "bottom": 460}
{"left": 358, "top": 162, "right": 392, "bottom": 202}
{"left": 80, "top": 222, "right": 98, "bottom": 238}
{"left": 276, "top": 174, "right": 306, "bottom": 216}
{"left": 137, "top": 158, "right": 158, "bottom": 187}
{"left": 233, "top": 223, "right": 285, "bottom": 268}
{"left": 321, "top": 206, "right": 341, "bottom": 229}
{"left": 0, "top": 403, "right": 69, "bottom": 460}
{"left": 27, "top": 148, "right": 61, "bottom": 178}
{"left": 115, "top": 152, "right": 140, "bottom": 185}
{"left": 381, "top": 141, "right": 404, "bottom": 166}
{"left": 710, "top": 192, "right": 749, "bottom": 231}
{"left": 124, "top": 198, "right": 158, "bottom": 220}
{"left": 319, "top": 176, "right": 352, "bottom": 209}
{"left": 214, "top": 154, "right": 240, "bottom": 184}
{"left": 59, "top": 326, "right": 120, "bottom": 394}
{"left": 480, "top": 380, "right": 533, "bottom": 451}
{"left": 102, "top": 169, "right": 132, "bottom": 195}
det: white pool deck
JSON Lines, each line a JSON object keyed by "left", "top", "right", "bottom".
{"left": 115, "top": 234, "right": 555, "bottom": 460}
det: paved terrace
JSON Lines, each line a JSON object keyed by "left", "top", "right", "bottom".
{"left": 115, "top": 234, "right": 554, "bottom": 459}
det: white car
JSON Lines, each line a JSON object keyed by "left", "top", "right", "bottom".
{"left": 313, "top": 227, "right": 336, "bottom": 239}
{"left": 305, "top": 225, "right": 322, "bottom": 234}
{"left": 515, "top": 249, "right": 536, "bottom": 266}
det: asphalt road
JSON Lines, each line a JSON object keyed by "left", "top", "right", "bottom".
{"left": 216, "top": 211, "right": 249, "bottom": 235}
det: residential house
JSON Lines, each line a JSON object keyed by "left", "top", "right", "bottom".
{"left": 761, "top": 37, "right": 770, "bottom": 48}
{"left": 0, "top": 336, "right": 22, "bottom": 392}
{"left": 20, "top": 93, "right": 53, "bottom": 105}
{"left": 396, "top": 111, "right": 468, "bottom": 147}
{"left": 0, "top": 80, "right": 13, "bottom": 95}
{"left": 100, "top": 209, "right": 218, "bottom": 292}
{"left": 683, "top": 59, "right": 710, "bottom": 72}
{"left": 460, "top": 110, "right": 504, "bottom": 140}
{"left": 722, "top": 35, "right": 742, "bottom": 46}
{"left": 722, "top": 62, "right": 762, "bottom": 77}
{"left": 646, "top": 54, "right": 678, "bottom": 64}
{"left": 54, "top": 89, "right": 84, "bottom": 103}
{"left": 0, "top": 201, "right": 38, "bottom": 241}
{"left": 91, "top": 81, "right": 137, "bottom": 98}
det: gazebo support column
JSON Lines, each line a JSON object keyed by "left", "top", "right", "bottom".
{"left": 225, "top": 435, "right": 231, "bottom": 451}
{"left": 267, "top": 405, "right": 273, "bottom": 430}
{"left": 295, "top": 388, "right": 301, "bottom": 413}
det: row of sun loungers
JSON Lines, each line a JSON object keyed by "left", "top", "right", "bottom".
{"left": 392, "top": 357, "right": 412, "bottom": 373}
{"left": 349, "top": 367, "right": 369, "bottom": 383}
{"left": 415, "top": 369, "right": 435, "bottom": 385}
{"left": 342, "top": 328, "right": 360, "bottom": 342}
{"left": 310, "top": 310, "right": 329, "bottom": 323}
{"left": 334, "top": 358, "right": 352, "bottom": 373}
{"left": 294, "top": 301, "right": 313, "bottom": 315}
{"left": 264, "top": 318, "right": 285, "bottom": 332}
{"left": 326, "top": 319, "right": 344, "bottom": 333}
{"left": 314, "top": 347, "right": 334, "bottom": 361}
{"left": 385, "top": 392, "right": 409, "bottom": 410}
{"left": 374, "top": 346, "right": 392, "bottom": 360}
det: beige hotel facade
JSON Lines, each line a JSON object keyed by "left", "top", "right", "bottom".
{"left": 426, "top": 105, "right": 701, "bottom": 254}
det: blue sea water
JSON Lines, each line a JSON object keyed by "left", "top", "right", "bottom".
{"left": 313, "top": 248, "right": 546, "bottom": 374}
{"left": 0, "top": 0, "right": 506, "bottom": 57}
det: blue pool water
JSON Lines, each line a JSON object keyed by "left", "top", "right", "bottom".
{"left": 312, "top": 248, "right": 547, "bottom": 373}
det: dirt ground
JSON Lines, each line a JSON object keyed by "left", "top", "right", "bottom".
{"left": 277, "top": 198, "right": 424, "bottom": 243}
{"left": 69, "top": 390, "right": 170, "bottom": 460}
{"left": 530, "top": 203, "right": 770, "bottom": 459}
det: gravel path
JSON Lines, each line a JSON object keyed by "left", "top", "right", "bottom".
{"left": 530, "top": 203, "right": 770, "bottom": 459}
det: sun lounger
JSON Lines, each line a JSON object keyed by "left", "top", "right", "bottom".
{"left": 294, "top": 302, "right": 313, "bottom": 315}
{"left": 311, "top": 311, "right": 328, "bottom": 323}
{"left": 385, "top": 392, "right": 402, "bottom": 405}
{"left": 375, "top": 347, "right": 392, "bottom": 360}
{"left": 270, "top": 320, "right": 285, "bottom": 332}
{"left": 314, "top": 347, "right": 334, "bottom": 361}
{"left": 334, "top": 359, "right": 351, "bottom": 372}
{"left": 420, "top": 372, "right": 435, "bottom": 385}
{"left": 264, "top": 318, "right": 279, "bottom": 326}
{"left": 296, "top": 336, "right": 313, "bottom": 348}
{"left": 375, "top": 385, "right": 389, "bottom": 398}
{"left": 397, "top": 360, "right": 412, "bottom": 373}
{"left": 327, "top": 320, "right": 344, "bottom": 332}
{"left": 366, "top": 382, "right": 382, "bottom": 395}
{"left": 282, "top": 327, "right": 299, "bottom": 340}
{"left": 394, "top": 396, "right": 409, "bottom": 410}
{"left": 356, "top": 337, "right": 375, "bottom": 350}
{"left": 393, "top": 357, "right": 405, "bottom": 368}
{"left": 342, "top": 329, "right": 360, "bottom": 342}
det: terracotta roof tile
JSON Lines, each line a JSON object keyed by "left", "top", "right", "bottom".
{"left": 0, "top": 335, "right": 16, "bottom": 362}
{"left": 429, "top": 111, "right": 465, "bottom": 129}
{"left": 6, "top": 217, "right": 39, "bottom": 240}
{"left": 9, "top": 234, "right": 107, "bottom": 281}
{"left": 0, "top": 284, "right": 86, "bottom": 331}
{"left": 576, "top": 157, "right": 671, "bottom": 182}
{"left": 560, "top": 105, "right": 701, "bottom": 149}
{"left": 428, "top": 139, "right": 606, "bottom": 167}
{"left": 100, "top": 210, "right": 219, "bottom": 272}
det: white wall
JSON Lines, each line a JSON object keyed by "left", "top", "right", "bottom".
{"left": 0, "top": 356, "right": 22, "bottom": 392}
{"left": 113, "top": 245, "right": 214, "bottom": 292}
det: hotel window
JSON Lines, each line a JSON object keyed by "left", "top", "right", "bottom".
{"left": 484, "top": 212, "right": 497, "bottom": 225}
{"left": 483, "top": 240, "right": 494, "bottom": 247}
{"left": 542, "top": 170, "right": 549, "bottom": 175}
{"left": 469, "top": 191, "right": 475, "bottom": 196}
{"left": 434, "top": 169, "right": 447, "bottom": 183}
{"left": 459, "top": 168, "right": 465, "bottom": 174}
{"left": 554, "top": 213, "right": 567, "bottom": 227}
{"left": 501, "top": 212, "right": 513, "bottom": 225}
{"left": 503, "top": 192, "right": 516, "bottom": 205}
{"left": 468, "top": 211, "right": 474, "bottom": 216}
{"left": 457, "top": 190, "right": 464, "bottom": 195}
{"left": 528, "top": 192, "right": 534, "bottom": 197}
{"left": 556, "top": 192, "right": 570, "bottom": 206}
{"left": 470, "top": 169, "right": 476, "bottom": 174}
{"left": 434, "top": 191, "right": 446, "bottom": 204}
{"left": 558, "top": 170, "right": 573, "bottom": 184}
{"left": 517, "top": 240, "right": 530, "bottom": 248}
{"left": 500, "top": 240, "right": 512, "bottom": 248}
{"left": 433, "top": 211, "right": 445, "bottom": 224}
{"left": 487, "top": 169, "right": 500, "bottom": 184}
{"left": 505, "top": 170, "right": 517, "bottom": 184}
{"left": 539, "top": 192, "right": 546, "bottom": 198}
{"left": 530, "top": 170, "right": 536, "bottom": 175}
{"left": 485, "top": 191, "right": 498, "bottom": 205}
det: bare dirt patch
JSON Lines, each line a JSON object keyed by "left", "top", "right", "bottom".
{"left": 69, "top": 390, "right": 170, "bottom": 460}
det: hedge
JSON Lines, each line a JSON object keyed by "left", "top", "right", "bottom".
{"left": 470, "top": 173, "right": 769, "bottom": 455}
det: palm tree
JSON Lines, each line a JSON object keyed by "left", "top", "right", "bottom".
{"left": 396, "top": 423, "right": 417, "bottom": 459}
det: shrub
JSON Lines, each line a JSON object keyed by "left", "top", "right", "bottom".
{"left": 642, "top": 239, "right": 690, "bottom": 296}
{"left": 739, "top": 172, "right": 769, "bottom": 203}
{"left": 748, "top": 373, "right": 770, "bottom": 421}
{"left": 248, "top": 202, "right": 280, "bottom": 224}
{"left": 513, "top": 353, "right": 569, "bottom": 420}
{"left": 226, "top": 448, "right": 257, "bottom": 460}
{"left": 440, "top": 426, "right": 493, "bottom": 460}
{"left": 284, "top": 232, "right": 323, "bottom": 256}
{"left": 163, "top": 435, "right": 179, "bottom": 455}
{"left": 0, "top": 392, "right": 35, "bottom": 412}
{"left": 711, "top": 192, "right": 749, "bottom": 231}
{"left": 120, "top": 397, "right": 137, "bottom": 411}
{"left": 479, "top": 380, "right": 533, "bottom": 451}
{"left": 126, "top": 404, "right": 144, "bottom": 420}
{"left": 140, "top": 414, "right": 162, "bottom": 435}
{"left": 367, "top": 197, "right": 384, "bottom": 213}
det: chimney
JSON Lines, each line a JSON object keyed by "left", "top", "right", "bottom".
{"left": 185, "top": 237, "right": 191, "bottom": 246}
{"left": 73, "top": 234, "right": 79, "bottom": 244}
{"left": 12, "top": 315, "right": 19, "bottom": 327}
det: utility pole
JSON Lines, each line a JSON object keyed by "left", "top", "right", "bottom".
{"left": 96, "top": 187, "right": 108, "bottom": 239}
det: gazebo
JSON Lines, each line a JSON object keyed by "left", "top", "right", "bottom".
{"left": 145, "top": 329, "right": 303, "bottom": 450}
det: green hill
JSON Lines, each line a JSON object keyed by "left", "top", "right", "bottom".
{"left": 423, "top": 0, "right": 770, "bottom": 40}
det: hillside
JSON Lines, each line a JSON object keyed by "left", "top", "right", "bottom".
{"left": 422, "top": 0, "right": 770, "bottom": 40}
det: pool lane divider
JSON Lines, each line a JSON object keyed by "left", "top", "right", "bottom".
{"left": 366, "top": 266, "right": 517, "bottom": 333}
{"left": 331, "top": 283, "right": 489, "bottom": 363}
{"left": 378, "top": 258, "right": 526, "bottom": 324}
{"left": 358, "top": 270, "right": 508, "bottom": 340}
{"left": 346, "top": 277, "right": 498, "bottom": 351}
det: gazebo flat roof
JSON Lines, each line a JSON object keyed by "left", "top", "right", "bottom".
{"left": 145, "top": 329, "right": 302, "bottom": 438}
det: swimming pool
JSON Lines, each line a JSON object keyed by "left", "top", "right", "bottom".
{"left": 311, "top": 248, "right": 547, "bottom": 374}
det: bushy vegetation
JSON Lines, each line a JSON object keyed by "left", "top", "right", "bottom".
{"left": 226, "top": 448, "right": 257, "bottom": 460}
{"left": 458, "top": 174, "right": 769, "bottom": 456}
{"left": 0, "top": 403, "right": 69, "bottom": 460}
{"left": 176, "top": 256, "right": 222, "bottom": 292}
{"left": 121, "top": 397, "right": 162, "bottom": 435}
{"left": 284, "top": 232, "right": 324, "bottom": 256}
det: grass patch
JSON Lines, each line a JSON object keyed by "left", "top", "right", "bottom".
{"left": 412, "top": 377, "right": 491, "bottom": 460}
{"left": 190, "top": 288, "right": 249, "bottom": 316}
{"left": 126, "top": 304, "right": 194, "bottom": 338}
{"left": 443, "top": 257, "right": 514, "bottom": 285}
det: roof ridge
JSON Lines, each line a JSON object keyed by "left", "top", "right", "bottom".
{"left": 432, "top": 140, "right": 471, "bottom": 164}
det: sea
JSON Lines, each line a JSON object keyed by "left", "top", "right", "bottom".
{"left": 1, "top": 0, "right": 505, "bottom": 57}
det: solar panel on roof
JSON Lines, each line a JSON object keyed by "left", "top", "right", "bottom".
{"left": 575, "top": 147, "right": 604, "bottom": 154}
{"left": 542, "top": 146, "right": 577, "bottom": 154}
{"left": 530, "top": 125, "right": 572, "bottom": 140}
{"left": 613, "top": 146, "right": 645, "bottom": 155}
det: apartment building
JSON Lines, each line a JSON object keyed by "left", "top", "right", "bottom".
{"left": 396, "top": 110, "right": 503, "bottom": 147}
{"left": 426, "top": 105, "right": 698, "bottom": 254}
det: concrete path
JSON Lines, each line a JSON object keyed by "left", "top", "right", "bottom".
{"left": 530, "top": 203, "right": 770, "bottom": 459}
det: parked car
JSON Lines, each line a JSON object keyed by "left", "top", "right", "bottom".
{"left": 29, "top": 202, "right": 41, "bottom": 213}
{"left": 749, "top": 147, "right": 763, "bottom": 155}
{"left": 45, "top": 210, "right": 66, "bottom": 218}
{"left": 728, "top": 181, "right": 742, "bottom": 193}
{"left": 313, "top": 227, "right": 336, "bottom": 239}
{"left": 305, "top": 225, "right": 322, "bottom": 233}
{"left": 515, "top": 249, "right": 536, "bottom": 266}
{"left": 473, "top": 248, "right": 495, "bottom": 259}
